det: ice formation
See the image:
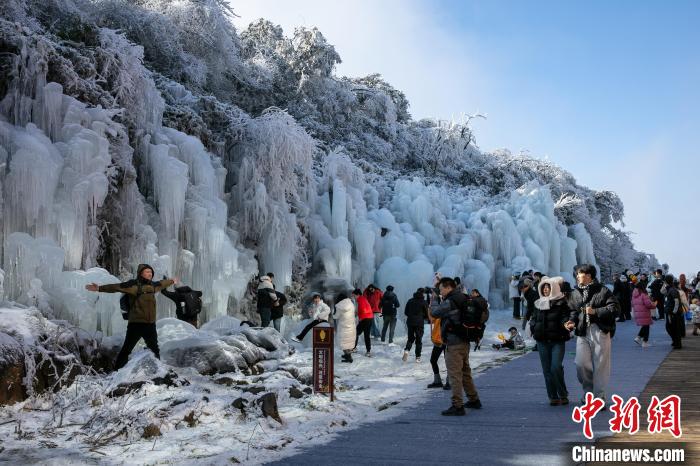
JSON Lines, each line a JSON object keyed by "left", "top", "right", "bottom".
{"left": 0, "top": 1, "right": 639, "bottom": 340}
{"left": 0, "top": 38, "right": 256, "bottom": 332}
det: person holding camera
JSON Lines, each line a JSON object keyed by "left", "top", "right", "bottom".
{"left": 430, "top": 276, "right": 482, "bottom": 416}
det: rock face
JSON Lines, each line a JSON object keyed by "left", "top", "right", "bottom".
{"left": 0, "top": 310, "right": 295, "bottom": 405}
{"left": 0, "top": 333, "right": 26, "bottom": 405}
{"left": 0, "top": 308, "right": 110, "bottom": 405}
{"left": 257, "top": 393, "right": 282, "bottom": 423}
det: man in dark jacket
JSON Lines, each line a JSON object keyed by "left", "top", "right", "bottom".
{"left": 162, "top": 285, "right": 202, "bottom": 328}
{"left": 663, "top": 275, "right": 684, "bottom": 349}
{"left": 648, "top": 269, "right": 665, "bottom": 320}
{"left": 86, "top": 264, "right": 176, "bottom": 370}
{"left": 613, "top": 274, "right": 631, "bottom": 322}
{"left": 431, "top": 277, "right": 482, "bottom": 416}
{"left": 564, "top": 264, "right": 619, "bottom": 404}
{"left": 380, "top": 285, "right": 400, "bottom": 343}
{"left": 403, "top": 290, "right": 429, "bottom": 362}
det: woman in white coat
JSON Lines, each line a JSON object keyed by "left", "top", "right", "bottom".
{"left": 334, "top": 293, "right": 357, "bottom": 363}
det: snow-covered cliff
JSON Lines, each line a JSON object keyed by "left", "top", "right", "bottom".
{"left": 0, "top": 0, "right": 659, "bottom": 332}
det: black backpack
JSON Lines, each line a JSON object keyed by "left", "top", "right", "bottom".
{"left": 182, "top": 289, "right": 203, "bottom": 317}
{"left": 448, "top": 295, "right": 489, "bottom": 342}
{"left": 119, "top": 280, "right": 143, "bottom": 320}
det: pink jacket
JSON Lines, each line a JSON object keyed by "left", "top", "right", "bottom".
{"left": 632, "top": 289, "right": 656, "bottom": 326}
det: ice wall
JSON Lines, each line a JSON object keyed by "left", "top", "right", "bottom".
{"left": 310, "top": 164, "right": 594, "bottom": 319}
{"left": 0, "top": 41, "right": 256, "bottom": 332}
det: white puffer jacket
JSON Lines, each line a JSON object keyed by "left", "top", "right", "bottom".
{"left": 309, "top": 301, "right": 331, "bottom": 321}
{"left": 334, "top": 298, "right": 357, "bottom": 350}
{"left": 509, "top": 279, "right": 521, "bottom": 299}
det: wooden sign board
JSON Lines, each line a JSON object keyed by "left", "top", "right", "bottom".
{"left": 312, "top": 326, "right": 334, "bottom": 401}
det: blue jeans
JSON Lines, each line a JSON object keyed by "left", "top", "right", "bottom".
{"left": 537, "top": 341, "right": 568, "bottom": 400}
{"left": 371, "top": 314, "right": 381, "bottom": 337}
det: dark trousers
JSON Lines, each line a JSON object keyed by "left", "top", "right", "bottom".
{"left": 494, "top": 340, "right": 515, "bottom": 349}
{"left": 381, "top": 316, "right": 397, "bottom": 342}
{"left": 536, "top": 341, "right": 568, "bottom": 400}
{"left": 512, "top": 297, "right": 521, "bottom": 318}
{"left": 430, "top": 345, "right": 445, "bottom": 375}
{"left": 405, "top": 324, "right": 424, "bottom": 357}
{"left": 115, "top": 322, "right": 159, "bottom": 370}
{"left": 638, "top": 325, "right": 650, "bottom": 342}
{"left": 624, "top": 305, "right": 632, "bottom": 321}
{"left": 297, "top": 319, "right": 327, "bottom": 340}
{"left": 666, "top": 315, "right": 684, "bottom": 348}
{"left": 355, "top": 318, "right": 373, "bottom": 352}
{"left": 259, "top": 308, "right": 271, "bottom": 327}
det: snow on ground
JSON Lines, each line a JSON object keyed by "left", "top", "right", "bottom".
{"left": 0, "top": 309, "right": 532, "bottom": 465}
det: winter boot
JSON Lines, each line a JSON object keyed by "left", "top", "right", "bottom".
{"left": 402, "top": 350, "right": 409, "bottom": 362}
{"left": 427, "top": 374, "right": 443, "bottom": 388}
{"left": 465, "top": 399, "right": 482, "bottom": 409}
{"left": 441, "top": 405, "right": 465, "bottom": 416}
{"left": 443, "top": 380, "right": 451, "bottom": 390}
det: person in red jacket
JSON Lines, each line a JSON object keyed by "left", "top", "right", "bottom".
{"left": 354, "top": 288, "right": 374, "bottom": 356}
{"left": 364, "top": 284, "right": 384, "bottom": 339}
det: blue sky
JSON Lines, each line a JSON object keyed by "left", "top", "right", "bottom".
{"left": 233, "top": 0, "right": 700, "bottom": 276}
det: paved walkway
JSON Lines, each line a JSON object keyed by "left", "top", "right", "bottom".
{"left": 270, "top": 321, "right": 673, "bottom": 465}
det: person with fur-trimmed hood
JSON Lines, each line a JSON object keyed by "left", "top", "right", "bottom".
{"left": 86, "top": 264, "right": 176, "bottom": 370}
{"left": 531, "top": 276, "right": 571, "bottom": 406}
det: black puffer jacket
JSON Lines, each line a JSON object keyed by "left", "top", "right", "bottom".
{"left": 271, "top": 291, "right": 287, "bottom": 319}
{"left": 380, "top": 291, "right": 401, "bottom": 317}
{"left": 523, "top": 287, "right": 539, "bottom": 320}
{"left": 404, "top": 297, "right": 428, "bottom": 326}
{"left": 530, "top": 299, "right": 571, "bottom": 342}
{"left": 649, "top": 278, "right": 664, "bottom": 301}
{"left": 567, "top": 281, "right": 619, "bottom": 337}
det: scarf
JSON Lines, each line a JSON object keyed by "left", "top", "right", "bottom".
{"left": 578, "top": 282, "right": 593, "bottom": 328}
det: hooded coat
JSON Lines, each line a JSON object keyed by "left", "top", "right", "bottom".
{"left": 632, "top": 288, "right": 656, "bottom": 326}
{"left": 98, "top": 264, "right": 174, "bottom": 324}
{"left": 530, "top": 277, "right": 570, "bottom": 342}
{"left": 334, "top": 298, "right": 357, "bottom": 350}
